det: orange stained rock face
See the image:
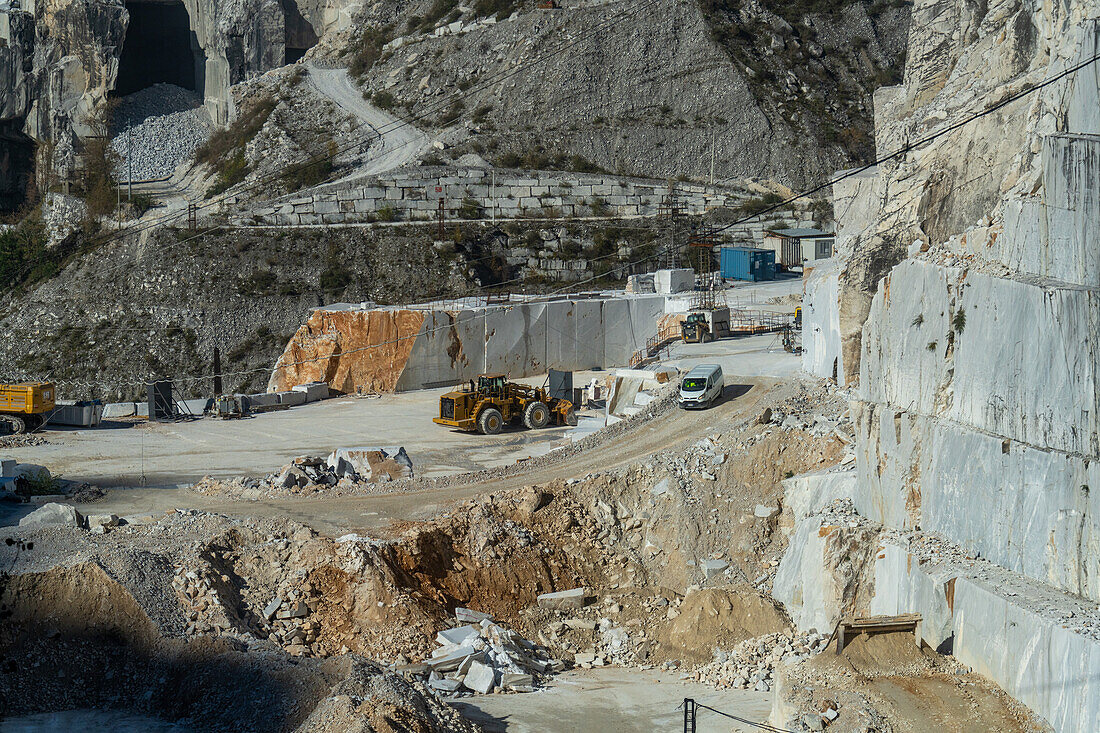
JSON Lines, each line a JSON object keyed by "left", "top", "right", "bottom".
{"left": 269, "top": 309, "right": 427, "bottom": 394}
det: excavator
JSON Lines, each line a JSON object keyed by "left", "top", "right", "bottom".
{"left": 434, "top": 374, "right": 576, "bottom": 435}
{"left": 0, "top": 382, "right": 55, "bottom": 433}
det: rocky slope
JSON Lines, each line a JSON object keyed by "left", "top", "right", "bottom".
{"left": 0, "top": 218, "right": 669, "bottom": 400}
{"left": 319, "top": 0, "right": 909, "bottom": 189}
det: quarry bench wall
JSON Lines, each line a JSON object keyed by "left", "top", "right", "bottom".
{"left": 231, "top": 168, "right": 758, "bottom": 226}
{"left": 269, "top": 294, "right": 669, "bottom": 394}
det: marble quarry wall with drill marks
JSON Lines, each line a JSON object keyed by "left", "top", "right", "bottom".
{"left": 269, "top": 294, "right": 667, "bottom": 394}
{"left": 780, "top": 1, "right": 1100, "bottom": 730}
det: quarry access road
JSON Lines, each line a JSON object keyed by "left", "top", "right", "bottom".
{"left": 306, "top": 64, "right": 430, "bottom": 179}
{"left": 60, "top": 375, "right": 774, "bottom": 537}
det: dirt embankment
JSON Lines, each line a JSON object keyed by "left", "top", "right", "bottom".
{"left": 772, "top": 631, "right": 1052, "bottom": 733}
{"left": 0, "top": 559, "right": 474, "bottom": 732}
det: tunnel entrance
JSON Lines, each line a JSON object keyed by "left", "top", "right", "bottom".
{"left": 114, "top": 0, "right": 206, "bottom": 96}
{"left": 0, "top": 120, "right": 34, "bottom": 215}
{"left": 280, "top": 0, "right": 317, "bottom": 65}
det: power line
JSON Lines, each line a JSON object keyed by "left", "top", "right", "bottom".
{"left": 78, "top": 0, "right": 667, "bottom": 253}
{"left": 707, "top": 49, "right": 1100, "bottom": 236}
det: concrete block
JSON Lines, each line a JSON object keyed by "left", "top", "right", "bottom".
{"left": 429, "top": 677, "right": 462, "bottom": 693}
{"left": 353, "top": 198, "right": 377, "bottom": 213}
{"left": 178, "top": 398, "right": 211, "bottom": 416}
{"left": 322, "top": 213, "right": 344, "bottom": 224}
{"left": 87, "top": 513, "right": 120, "bottom": 534}
{"left": 291, "top": 382, "right": 330, "bottom": 402}
{"left": 19, "top": 503, "right": 83, "bottom": 529}
{"left": 276, "top": 391, "right": 307, "bottom": 407}
{"left": 244, "top": 393, "right": 279, "bottom": 411}
{"left": 263, "top": 597, "right": 283, "bottom": 620}
{"left": 537, "top": 588, "right": 586, "bottom": 610}
{"left": 103, "top": 402, "right": 137, "bottom": 419}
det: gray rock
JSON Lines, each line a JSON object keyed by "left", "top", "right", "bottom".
{"left": 801, "top": 713, "right": 825, "bottom": 731}
{"left": 537, "top": 587, "right": 586, "bottom": 610}
{"left": 18, "top": 503, "right": 83, "bottom": 529}
{"left": 462, "top": 660, "right": 496, "bottom": 694}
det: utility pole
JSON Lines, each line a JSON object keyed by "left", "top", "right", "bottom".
{"left": 212, "top": 347, "right": 223, "bottom": 397}
{"left": 491, "top": 170, "right": 496, "bottom": 224}
{"left": 127, "top": 126, "right": 133, "bottom": 201}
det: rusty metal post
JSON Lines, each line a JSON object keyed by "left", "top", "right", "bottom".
{"left": 438, "top": 197, "right": 445, "bottom": 241}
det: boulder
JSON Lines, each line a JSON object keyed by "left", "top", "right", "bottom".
{"left": 455, "top": 607, "right": 492, "bottom": 622}
{"left": 19, "top": 503, "right": 83, "bottom": 529}
{"left": 87, "top": 514, "right": 120, "bottom": 534}
{"left": 327, "top": 446, "right": 413, "bottom": 481}
{"left": 462, "top": 660, "right": 496, "bottom": 694}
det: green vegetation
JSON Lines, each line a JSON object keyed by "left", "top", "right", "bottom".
{"left": 458, "top": 197, "right": 484, "bottom": 219}
{"left": 438, "top": 100, "right": 466, "bottom": 126}
{"left": 0, "top": 220, "right": 55, "bottom": 290}
{"left": 496, "top": 149, "right": 607, "bottom": 174}
{"left": 926, "top": 340, "right": 938, "bottom": 352}
{"left": 196, "top": 97, "right": 276, "bottom": 198}
{"left": 735, "top": 192, "right": 785, "bottom": 217}
{"left": 19, "top": 468, "right": 62, "bottom": 496}
{"left": 372, "top": 91, "right": 396, "bottom": 110}
{"left": 473, "top": 0, "right": 520, "bottom": 20}
{"left": 952, "top": 308, "right": 966, "bottom": 334}
{"left": 282, "top": 137, "right": 336, "bottom": 192}
{"left": 349, "top": 26, "right": 393, "bottom": 78}
{"left": 911, "top": 313, "right": 923, "bottom": 327}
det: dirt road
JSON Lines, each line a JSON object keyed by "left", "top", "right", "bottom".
{"left": 75, "top": 378, "right": 773, "bottom": 536}
{"left": 306, "top": 64, "right": 430, "bottom": 180}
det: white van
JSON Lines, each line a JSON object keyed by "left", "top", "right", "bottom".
{"left": 679, "top": 364, "right": 724, "bottom": 409}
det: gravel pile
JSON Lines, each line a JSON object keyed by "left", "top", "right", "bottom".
{"left": 689, "top": 630, "right": 829, "bottom": 691}
{"left": 111, "top": 83, "right": 213, "bottom": 181}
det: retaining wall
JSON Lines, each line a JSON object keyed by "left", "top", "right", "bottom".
{"left": 231, "top": 168, "right": 742, "bottom": 226}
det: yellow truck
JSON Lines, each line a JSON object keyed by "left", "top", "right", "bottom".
{"left": 0, "top": 382, "right": 55, "bottom": 433}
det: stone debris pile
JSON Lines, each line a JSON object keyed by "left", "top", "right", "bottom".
{"left": 404, "top": 609, "right": 565, "bottom": 695}
{"left": 689, "top": 630, "right": 829, "bottom": 691}
{"left": 193, "top": 447, "right": 414, "bottom": 499}
{"left": 272, "top": 447, "right": 414, "bottom": 491}
{"left": 110, "top": 83, "right": 213, "bottom": 180}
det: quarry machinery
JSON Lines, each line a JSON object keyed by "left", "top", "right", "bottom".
{"left": 0, "top": 382, "right": 55, "bottom": 433}
{"left": 434, "top": 374, "right": 577, "bottom": 435}
{"left": 680, "top": 313, "right": 711, "bottom": 343}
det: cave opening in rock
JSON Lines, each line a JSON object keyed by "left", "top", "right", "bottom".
{"left": 0, "top": 120, "right": 35, "bottom": 215}
{"left": 280, "top": 0, "right": 318, "bottom": 65}
{"left": 114, "top": 0, "right": 206, "bottom": 96}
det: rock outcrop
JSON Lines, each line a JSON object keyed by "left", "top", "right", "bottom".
{"left": 789, "top": 0, "right": 1100, "bottom": 730}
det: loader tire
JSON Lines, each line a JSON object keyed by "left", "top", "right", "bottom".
{"left": 0, "top": 415, "right": 26, "bottom": 435}
{"left": 523, "top": 401, "right": 550, "bottom": 429}
{"left": 477, "top": 407, "right": 504, "bottom": 435}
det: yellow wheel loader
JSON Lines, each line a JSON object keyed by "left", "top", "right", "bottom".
{"left": 434, "top": 374, "right": 577, "bottom": 435}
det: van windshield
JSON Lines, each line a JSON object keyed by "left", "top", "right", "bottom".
{"left": 682, "top": 378, "right": 706, "bottom": 390}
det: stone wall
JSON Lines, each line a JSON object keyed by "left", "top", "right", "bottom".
{"left": 232, "top": 168, "right": 741, "bottom": 227}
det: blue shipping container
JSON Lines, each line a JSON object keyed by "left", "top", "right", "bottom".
{"left": 720, "top": 247, "right": 776, "bottom": 281}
